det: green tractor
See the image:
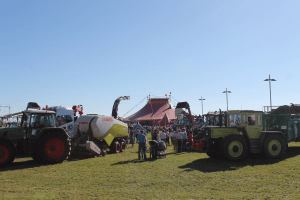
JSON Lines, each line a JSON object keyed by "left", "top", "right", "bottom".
{"left": 202, "top": 107, "right": 300, "bottom": 161}
{"left": 0, "top": 102, "right": 70, "bottom": 167}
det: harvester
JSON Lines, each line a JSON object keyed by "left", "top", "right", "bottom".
{"left": 201, "top": 104, "right": 300, "bottom": 161}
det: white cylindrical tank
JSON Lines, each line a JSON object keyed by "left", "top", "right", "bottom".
{"left": 74, "top": 115, "right": 128, "bottom": 145}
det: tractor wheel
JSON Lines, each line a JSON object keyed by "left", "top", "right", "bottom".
{"left": 221, "top": 134, "right": 248, "bottom": 161}
{"left": 37, "top": 132, "right": 70, "bottom": 164}
{"left": 0, "top": 140, "right": 16, "bottom": 167}
{"left": 120, "top": 141, "right": 126, "bottom": 152}
{"left": 206, "top": 142, "right": 219, "bottom": 158}
{"left": 263, "top": 134, "right": 286, "bottom": 159}
{"left": 111, "top": 141, "right": 120, "bottom": 153}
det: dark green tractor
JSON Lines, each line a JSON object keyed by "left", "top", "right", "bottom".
{"left": 0, "top": 102, "right": 70, "bottom": 167}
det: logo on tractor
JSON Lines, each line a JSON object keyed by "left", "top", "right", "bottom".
{"left": 102, "top": 118, "right": 113, "bottom": 122}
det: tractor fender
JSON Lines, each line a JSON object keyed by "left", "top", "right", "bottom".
{"left": 37, "top": 127, "right": 70, "bottom": 141}
{"left": 258, "top": 131, "right": 285, "bottom": 151}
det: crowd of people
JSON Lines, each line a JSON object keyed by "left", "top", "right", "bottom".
{"left": 128, "top": 125, "right": 198, "bottom": 154}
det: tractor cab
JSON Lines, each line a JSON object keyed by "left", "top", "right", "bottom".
{"left": 228, "top": 110, "right": 263, "bottom": 139}
{"left": 21, "top": 110, "right": 56, "bottom": 138}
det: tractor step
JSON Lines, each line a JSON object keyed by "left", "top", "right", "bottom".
{"left": 249, "top": 139, "right": 260, "bottom": 153}
{"left": 26, "top": 139, "right": 36, "bottom": 155}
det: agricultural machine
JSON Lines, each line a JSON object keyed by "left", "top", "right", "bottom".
{"left": 175, "top": 102, "right": 195, "bottom": 128}
{"left": 0, "top": 102, "right": 70, "bottom": 167}
{"left": 43, "top": 105, "right": 83, "bottom": 137}
{"left": 201, "top": 104, "right": 300, "bottom": 161}
{"left": 0, "top": 102, "right": 128, "bottom": 167}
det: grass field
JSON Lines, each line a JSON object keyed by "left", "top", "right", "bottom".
{"left": 1, "top": 136, "right": 300, "bottom": 199}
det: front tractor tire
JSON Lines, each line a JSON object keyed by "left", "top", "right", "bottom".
{"left": 263, "top": 134, "right": 286, "bottom": 159}
{"left": 0, "top": 140, "right": 16, "bottom": 167}
{"left": 221, "top": 134, "right": 248, "bottom": 161}
{"left": 37, "top": 132, "right": 70, "bottom": 164}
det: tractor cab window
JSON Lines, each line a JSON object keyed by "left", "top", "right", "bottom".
{"left": 229, "top": 114, "right": 241, "bottom": 127}
{"left": 248, "top": 114, "right": 256, "bottom": 126}
{"left": 56, "top": 115, "right": 73, "bottom": 126}
{"left": 214, "top": 116, "right": 219, "bottom": 126}
{"left": 30, "top": 113, "right": 56, "bottom": 128}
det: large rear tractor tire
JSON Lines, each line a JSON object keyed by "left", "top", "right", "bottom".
{"left": 221, "top": 134, "right": 248, "bottom": 161}
{"left": 120, "top": 141, "right": 126, "bottom": 152}
{"left": 37, "top": 132, "right": 71, "bottom": 164}
{"left": 263, "top": 134, "right": 286, "bottom": 159}
{"left": 0, "top": 140, "right": 16, "bottom": 167}
{"left": 111, "top": 141, "right": 120, "bottom": 153}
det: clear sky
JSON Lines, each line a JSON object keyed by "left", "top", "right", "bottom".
{"left": 1, "top": 0, "right": 299, "bottom": 117}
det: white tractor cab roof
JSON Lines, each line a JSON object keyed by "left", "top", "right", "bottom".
{"left": 46, "top": 106, "right": 74, "bottom": 120}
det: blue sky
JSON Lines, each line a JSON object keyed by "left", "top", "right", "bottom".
{"left": 1, "top": 0, "right": 299, "bottom": 117}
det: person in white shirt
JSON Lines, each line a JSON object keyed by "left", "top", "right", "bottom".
{"left": 177, "top": 129, "right": 183, "bottom": 153}
{"left": 160, "top": 129, "right": 166, "bottom": 141}
{"left": 169, "top": 129, "right": 174, "bottom": 145}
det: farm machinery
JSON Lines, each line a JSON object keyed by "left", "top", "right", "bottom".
{"left": 0, "top": 102, "right": 128, "bottom": 167}
{"left": 43, "top": 105, "right": 83, "bottom": 137}
{"left": 201, "top": 104, "right": 300, "bottom": 161}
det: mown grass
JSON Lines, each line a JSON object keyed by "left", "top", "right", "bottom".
{"left": 1, "top": 135, "right": 300, "bottom": 199}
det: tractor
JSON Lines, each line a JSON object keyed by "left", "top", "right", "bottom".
{"left": 202, "top": 106, "right": 300, "bottom": 161}
{"left": 0, "top": 102, "right": 70, "bottom": 167}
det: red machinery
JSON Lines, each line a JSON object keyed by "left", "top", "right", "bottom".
{"left": 72, "top": 105, "right": 83, "bottom": 116}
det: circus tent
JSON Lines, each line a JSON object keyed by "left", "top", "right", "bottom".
{"left": 124, "top": 98, "right": 176, "bottom": 125}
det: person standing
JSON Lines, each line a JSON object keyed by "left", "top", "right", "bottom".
{"left": 173, "top": 129, "right": 178, "bottom": 152}
{"left": 137, "top": 130, "right": 147, "bottom": 160}
{"left": 129, "top": 127, "right": 135, "bottom": 147}
{"left": 160, "top": 129, "right": 166, "bottom": 142}
{"left": 165, "top": 129, "right": 170, "bottom": 145}
{"left": 176, "top": 129, "right": 183, "bottom": 153}
{"left": 169, "top": 129, "right": 174, "bottom": 145}
{"left": 187, "top": 131, "right": 194, "bottom": 152}
{"left": 135, "top": 127, "right": 141, "bottom": 143}
{"left": 182, "top": 128, "right": 187, "bottom": 152}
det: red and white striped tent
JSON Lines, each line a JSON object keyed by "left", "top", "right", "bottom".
{"left": 125, "top": 98, "right": 176, "bottom": 125}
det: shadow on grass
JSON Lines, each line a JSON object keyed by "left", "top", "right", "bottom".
{"left": 0, "top": 150, "right": 117, "bottom": 172}
{"left": 178, "top": 147, "right": 300, "bottom": 173}
{"left": 0, "top": 159, "right": 54, "bottom": 172}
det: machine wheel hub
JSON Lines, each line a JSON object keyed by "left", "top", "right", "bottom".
{"left": 268, "top": 139, "right": 281, "bottom": 156}
{"left": 45, "top": 138, "right": 65, "bottom": 158}
{"left": 272, "top": 144, "right": 278, "bottom": 151}
{"left": 228, "top": 140, "right": 243, "bottom": 157}
{"left": 233, "top": 145, "right": 240, "bottom": 153}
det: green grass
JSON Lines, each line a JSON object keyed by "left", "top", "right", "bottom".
{"left": 1, "top": 137, "right": 300, "bottom": 199}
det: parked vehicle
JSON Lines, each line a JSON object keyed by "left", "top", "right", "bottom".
{"left": 202, "top": 105, "right": 300, "bottom": 161}
{"left": 0, "top": 102, "right": 128, "bottom": 167}
{"left": 0, "top": 102, "right": 70, "bottom": 167}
